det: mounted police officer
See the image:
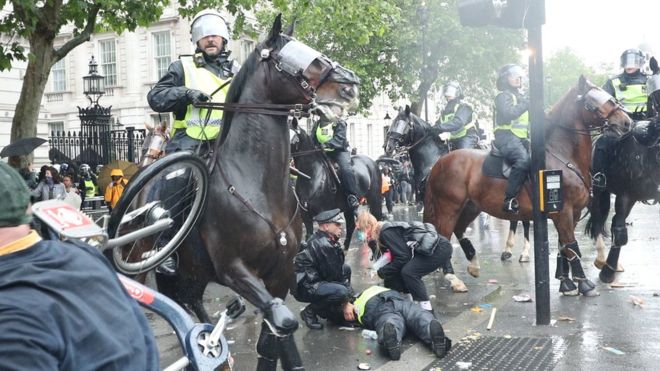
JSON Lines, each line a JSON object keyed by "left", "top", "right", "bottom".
{"left": 314, "top": 119, "right": 361, "bottom": 214}
{"left": 431, "top": 81, "right": 479, "bottom": 150}
{"left": 147, "top": 9, "right": 238, "bottom": 155}
{"left": 292, "top": 209, "right": 354, "bottom": 330}
{"left": 493, "top": 64, "right": 530, "bottom": 213}
{"left": 593, "top": 48, "right": 649, "bottom": 188}
{"left": 147, "top": 9, "right": 238, "bottom": 275}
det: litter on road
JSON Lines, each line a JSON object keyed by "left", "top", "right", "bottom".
{"left": 513, "top": 294, "right": 533, "bottom": 302}
{"left": 602, "top": 346, "right": 625, "bottom": 355}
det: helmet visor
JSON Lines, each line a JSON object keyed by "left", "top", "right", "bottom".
{"left": 621, "top": 53, "right": 644, "bottom": 69}
{"left": 191, "top": 15, "right": 229, "bottom": 44}
{"left": 647, "top": 75, "right": 660, "bottom": 95}
{"left": 506, "top": 65, "right": 525, "bottom": 79}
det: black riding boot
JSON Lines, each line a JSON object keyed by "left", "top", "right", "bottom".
{"left": 300, "top": 304, "right": 323, "bottom": 330}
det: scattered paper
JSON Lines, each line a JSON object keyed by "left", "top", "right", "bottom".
{"left": 630, "top": 295, "right": 645, "bottom": 307}
{"left": 602, "top": 346, "right": 625, "bottom": 355}
{"left": 513, "top": 294, "right": 533, "bottom": 302}
{"left": 479, "top": 303, "right": 493, "bottom": 309}
{"left": 357, "top": 362, "right": 371, "bottom": 370}
{"left": 339, "top": 326, "right": 357, "bottom": 331}
{"left": 558, "top": 316, "right": 576, "bottom": 322}
{"left": 470, "top": 306, "right": 483, "bottom": 313}
{"left": 488, "top": 279, "right": 499, "bottom": 284}
{"left": 456, "top": 361, "right": 473, "bottom": 369}
{"left": 610, "top": 282, "right": 636, "bottom": 288}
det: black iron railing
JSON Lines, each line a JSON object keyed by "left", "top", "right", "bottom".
{"left": 49, "top": 127, "right": 145, "bottom": 168}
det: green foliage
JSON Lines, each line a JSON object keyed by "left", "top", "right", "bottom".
{"left": 257, "top": 0, "right": 523, "bottom": 114}
{"left": 544, "top": 47, "right": 605, "bottom": 107}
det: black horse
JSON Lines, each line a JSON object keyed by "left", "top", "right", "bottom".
{"left": 384, "top": 105, "right": 449, "bottom": 206}
{"left": 291, "top": 126, "right": 383, "bottom": 250}
{"left": 587, "top": 112, "right": 660, "bottom": 283}
{"left": 152, "top": 16, "right": 361, "bottom": 370}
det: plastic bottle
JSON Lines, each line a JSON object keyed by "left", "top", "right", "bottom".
{"left": 372, "top": 251, "right": 393, "bottom": 271}
{"left": 361, "top": 329, "right": 378, "bottom": 340}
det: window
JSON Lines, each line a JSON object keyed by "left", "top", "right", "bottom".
{"left": 99, "top": 39, "right": 117, "bottom": 86}
{"left": 48, "top": 121, "right": 64, "bottom": 135}
{"left": 51, "top": 59, "right": 66, "bottom": 92}
{"left": 239, "top": 39, "right": 256, "bottom": 64}
{"left": 152, "top": 31, "right": 171, "bottom": 80}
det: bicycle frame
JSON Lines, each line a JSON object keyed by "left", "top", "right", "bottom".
{"left": 31, "top": 200, "right": 239, "bottom": 371}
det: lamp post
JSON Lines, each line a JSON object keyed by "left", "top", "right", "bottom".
{"left": 79, "top": 56, "right": 113, "bottom": 168}
{"left": 419, "top": 2, "right": 429, "bottom": 122}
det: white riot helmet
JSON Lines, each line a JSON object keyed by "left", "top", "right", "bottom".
{"left": 191, "top": 9, "right": 230, "bottom": 45}
{"left": 443, "top": 81, "right": 463, "bottom": 99}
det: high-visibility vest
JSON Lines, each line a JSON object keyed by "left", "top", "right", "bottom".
{"left": 494, "top": 92, "right": 529, "bottom": 139}
{"left": 316, "top": 122, "right": 335, "bottom": 151}
{"left": 354, "top": 286, "right": 390, "bottom": 324}
{"left": 84, "top": 179, "right": 97, "bottom": 197}
{"left": 441, "top": 103, "right": 476, "bottom": 140}
{"left": 611, "top": 77, "right": 647, "bottom": 114}
{"left": 171, "top": 56, "right": 230, "bottom": 140}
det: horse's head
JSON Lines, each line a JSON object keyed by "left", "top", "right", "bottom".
{"left": 385, "top": 105, "right": 413, "bottom": 155}
{"left": 575, "top": 75, "right": 632, "bottom": 135}
{"left": 257, "top": 15, "right": 359, "bottom": 123}
{"left": 647, "top": 57, "right": 660, "bottom": 116}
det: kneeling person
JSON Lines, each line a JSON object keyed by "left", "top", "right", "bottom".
{"left": 292, "top": 209, "right": 353, "bottom": 329}
{"left": 347, "top": 286, "right": 452, "bottom": 361}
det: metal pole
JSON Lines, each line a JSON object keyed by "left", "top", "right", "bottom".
{"left": 527, "top": 0, "right": 550, "bottom": 325}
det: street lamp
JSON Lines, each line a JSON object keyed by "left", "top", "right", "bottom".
{"left": 83, "top": 56, "right": 105, "bottom": 106}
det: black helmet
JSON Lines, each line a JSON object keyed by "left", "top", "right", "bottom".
{"left": 443, "top": 81, "right": 463, "bottom": 99}
{"left": 620, "top": 48, "right": 645, "bottom": 69}
{"left": 496, "top": 64, "right": 525, "bottom": 91}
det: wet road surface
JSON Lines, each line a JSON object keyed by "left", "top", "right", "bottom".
{"left": 148, "top": 201, "right": 659, "bottom": 370}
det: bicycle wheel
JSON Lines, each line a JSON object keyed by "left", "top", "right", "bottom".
{"left": 108, "top": 152, "right": 208, "bottom": 274}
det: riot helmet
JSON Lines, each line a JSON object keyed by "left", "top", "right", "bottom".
{"left": 620, "top": 48, "right": 645, "bottom": 70}
{"left": 191, "top": 9, "right": 230, "bottom": 45}
{"left": 443, "top": 81, "right": 463, "bottom": 100}
{"left": 496, "top": 64, "right": 525, "bottom": 91}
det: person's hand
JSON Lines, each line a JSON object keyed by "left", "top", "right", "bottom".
{"left": 186, "top": 89, "right": 211, "bottom": 105}
{"left": 430, "top": 126, "right": 444, "bottom": 136}
{"left": 343, "top": 302, "right": 356, "bottom": 322}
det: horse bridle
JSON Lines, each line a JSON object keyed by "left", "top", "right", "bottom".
{"left": 388, "top": 116, "right": 433, "bottom": 155}
{"left": 562, "top": 87, "right": 625, "bottom": 135}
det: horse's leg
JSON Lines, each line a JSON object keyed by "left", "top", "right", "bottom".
{"left": 591, "top": 189, "right": 612, "bottom": 270}
{"left": 502, "top": 221, "right": 517, "bottom": 261}
{"left": 256, "top": 322, "right": 280, "bottom": 371}
{"left": 599, "top": 195, "right": 636, "bottom": 283}
{"left": 594, "top": 233, "right": 607, "bottom": 269}
{"left": 519, "top": 220, "right": 531, "bottom": 262}
{"left": 156, "top": 231, "right": 215, "bottom": 323}
{"left": 454, "top": 203, "right": 481, "bottom": 278}
{"left": 367, "top": 187, "right": 385, "bottom": 221}
{"left": 343, "top": 209, "right": 355, "bottom": 251}
{"left": 302, "top": 212, "right": 314, "bottom": 242}
{"left": 553, "top": 213, "right": 598, "bottom": 297}
{"left": 426, "top": 201, "right": 468, "bottom": 293}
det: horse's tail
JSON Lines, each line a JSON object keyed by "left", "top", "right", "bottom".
{"left": 422, "top": 167, "right": 436, "bottom": 224}
{"left": 585, "top": 189, "right": 611, "bottom": 239}
{"left": 367, "top": 159, "right": 384, "bottom": 221}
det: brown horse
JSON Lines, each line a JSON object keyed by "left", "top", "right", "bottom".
{"left": 424, "top": 76, "right": 631, "bottom": 296}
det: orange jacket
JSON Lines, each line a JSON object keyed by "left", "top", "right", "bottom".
{"left": 104, "top": 178, "right": 128, "bottom": 209}
{"left": 381, "top": 175, "right": 391, "bottom": 194}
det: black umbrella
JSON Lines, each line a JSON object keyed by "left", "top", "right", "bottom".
{"left": 0, "top": 137, "right": 47, "bottom": 158}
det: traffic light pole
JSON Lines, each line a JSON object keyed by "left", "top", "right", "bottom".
{"left": 527, "top": 0, "right": 550, "bottom": 326}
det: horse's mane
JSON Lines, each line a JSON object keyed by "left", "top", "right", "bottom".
{"left": 546, "top": 85, "right": 579, "bottom": 125}
{"left": 218, "top": 35, "right": 289, "bottom": 145}
{"left": 410, "top": 112, "right": 432, "bottom": 129}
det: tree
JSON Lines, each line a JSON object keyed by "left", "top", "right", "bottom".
{"left": 0, "top": 0, "right": 257, "bottom": 168}
{"left": 260, "top": 0, "right": 523, "bottom": 117}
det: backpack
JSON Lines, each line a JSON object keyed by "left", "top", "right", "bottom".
{"left": 381, "top": 221, "right": 440, "bottom": 256}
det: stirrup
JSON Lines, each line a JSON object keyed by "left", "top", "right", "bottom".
{"left": 502, "top": 198, "right": 519, "bottom": 214}
{"left": 592, "top": 172, "right": 606, "bottom": 189}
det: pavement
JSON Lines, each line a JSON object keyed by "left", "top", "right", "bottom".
{"left": 149, "top": 201, "right": 660, "bottom": 371}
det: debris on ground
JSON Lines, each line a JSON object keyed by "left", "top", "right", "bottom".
{"left": 365, "top": 349, "right": 372, "bottom": 355}
{"left": 339, "top": 326, "right": 357, "bottom": 331}
{"left": 479, "top": 303, "right": 493, "bottom": 309}
{"left": 609, "top": 282, "right": 637, "bottom": 288}
{"left": 486, "top": 307, "right": 497, "bottom": 331}
{"left": 513, "top": 294, "right": 533, "bottom": 302}
{"left": 487, "top": 278, "right": 498, "bottom": 284}
{"left": 558, "top": 316, "right": 576, "bottom": 322}
{"left": 456, "top": 361, "right": 472, "bottom": 369}
{"left": 357, "top": 362, "right": 371, "bottom": 370}
{"left": 630, "top": 295, "right": 645, "bottom": 307}
{"left": 470, "top": 306, "right": 483, "bottom": 313}
{"left": 602, "top": 346, "right": 625, "bottom": 355}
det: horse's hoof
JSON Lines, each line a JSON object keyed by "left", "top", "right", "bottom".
{"left": 445, "top": 274, "right": 468, "bottom": 293}
{"left": 599, "top": 268, "right": 616, "bottom": 284}
{"left": 578, "top": 279, "right": 599, "bottom": 297}
{"left": 501, "top": 251, "right": 512, "bottom": 261}
{"left": 559, "top": 278, "right": 578, "bottom": 295}
{"left": 616, "top": 263, "right": 624, "bottom": 272}
{"left": 518, "top": 254, "right": 530, "bottom": 263}
{"left": 467, "top": 265, "right": 480, "bottom": 278}
{"left": 263, "top": 298, "right": 298, "bottom": 335}
{"left": 594, "top": 259, "right": 605, "bottom": 270}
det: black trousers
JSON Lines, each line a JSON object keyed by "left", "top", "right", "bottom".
{"left": 327, "top": 150, "right": 360, "bottom": 197}
{"left": 592, "top": 134, "right": 617, "bottom": 174}
{"left": 381, "top": 241, "right": 452, "bottom": 301}
{"left": 304, "top": 264, "right": 352, "bottom": 323}
{"left": 362, "top": 293, "right": 437, "bottom": 346}
{"left": 493, "top": 131, "right": 529, "bottom": 199}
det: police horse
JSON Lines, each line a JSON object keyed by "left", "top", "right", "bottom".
{"left": 290, "top": 127, "right": 383, "bottom": 250}
{"left": 109, "top": 16, "right": 361, "bottom": 370}
{"left": 587, "top": 59, "right": 660, "bottom": 283}
{"left": 424, "top": 77, "right": 631, "bottom": 296}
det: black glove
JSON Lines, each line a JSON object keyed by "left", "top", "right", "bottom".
{"left": 430, "top": 126, "right": 444, "bottom": 136}
{"left": 186, "top": 89, "right": 211, "bottom": 105}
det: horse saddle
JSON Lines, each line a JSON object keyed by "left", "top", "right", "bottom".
{"left": 482, "top": 146, "right": 513, "bottom": 179}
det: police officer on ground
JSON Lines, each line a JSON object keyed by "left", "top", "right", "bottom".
{"left": 345, "top": 285, "right": 452, "bottom": 361}
{"left": 593, "top": 48, "right": 649, "bottom": 188}
{"left": 431, "top": 81, "right": 479, "bottom": 150}
{"left": 292, "top": 209, "right": 354, "bottom": 330}
{"left": 147, "top": 9, "right": 238, "bottom": 275}
{"left": 493, "top": 64, "right": 530, "bottom": 213}
{"left": 314, "top": 119, "right": 361, "bottom": 214}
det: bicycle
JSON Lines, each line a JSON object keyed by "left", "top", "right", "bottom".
{"left": 32, "top": 199, "right": 244, "bottom": 371}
